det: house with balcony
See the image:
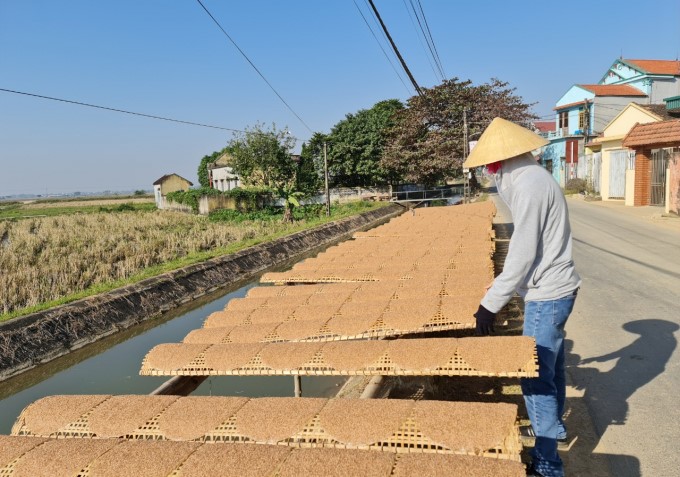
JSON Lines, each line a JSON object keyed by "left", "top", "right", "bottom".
{"left": 542, "top": 84, "right": 647, "bottom": 185}
{"left": 542, "top": 58, "right": 680, "bottom": 186}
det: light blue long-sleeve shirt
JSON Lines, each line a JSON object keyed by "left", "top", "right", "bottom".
{"left": 481, "top": 153, "right": 581, "bottom": 313}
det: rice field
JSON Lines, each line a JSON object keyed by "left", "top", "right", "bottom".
{"left": 0, "top": 209, "right": 332, "bottom": 317}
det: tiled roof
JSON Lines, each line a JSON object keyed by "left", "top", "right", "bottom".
{"left": 625, "top": 59, "right": 680, "bottom": 76}
{"left": 533, "top": 121, "right": 556, "bottom": 133}
{"left": 578, "top": 84, "right": 647, "bottom": 96}
{"left": 633, "top": 103, "right": 676, "bottom": 120}
{"left": 623, "top": 120, "right": 680, "bottom": 147}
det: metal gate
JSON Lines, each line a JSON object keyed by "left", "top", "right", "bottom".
{"left": 651, "top": 149, "right": 669, "bottom": 206}
{"left": 609, "top": 149, "right": 628, "bottom": 199}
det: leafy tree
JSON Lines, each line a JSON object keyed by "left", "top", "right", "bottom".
{"left": 227, "top": 123, "right": 301, "bottom": 222}
{"left": 197, "top": 150, "right": 223, "bottom": 188}
{"left": 297, "top": 141, "right": 322, "bottom": 194}
{"left": 299, "top": 132, "right": 328, "bottom": 190}
{"left": 382, "top": 78, "right": 536, "bottom": 186}
{"left": 324, "top": 99, "right": 404, "bottom": 187}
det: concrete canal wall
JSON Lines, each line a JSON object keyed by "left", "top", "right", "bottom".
{"left": 0, "top": 205, "right": 403, "bottom": 382}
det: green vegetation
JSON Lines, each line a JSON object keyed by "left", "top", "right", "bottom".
{"left": 306, "top": 99, "right": 404, "bottom": 187}
{"left": 0, "top": 200, "right": 387, "bottom": 322}
{"left": 166, "top": 187, "right": 221, "bottom": 212}
{"left": 382, "top": 78, "right": 536, "bottom": 186}
{"left": 166, "top": 187, "right": 273, "bottom": 213}
{"left": 0, "top": 201, "right": 155, "bottom": 220}
{"left": 564, "top": 178, "right": 588, "bottom": 195}
{"left": 227, "top": 123, "right": 319, "bottom": 222}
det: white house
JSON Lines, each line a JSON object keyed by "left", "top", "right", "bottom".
{"left": 209, "top": 152, "right": 240, "bottom": 192}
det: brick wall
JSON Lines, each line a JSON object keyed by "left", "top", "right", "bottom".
{"left": 669, "top": 151, "right": 680, "bottom": 215}
{"left": 634, "top": 148, "right": 651, "bottom": 206}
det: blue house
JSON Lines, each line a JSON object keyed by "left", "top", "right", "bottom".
{"left": 542, "top": 58, "right": 680, "bottom": 186}
{"left": 542, "top": 84, "right": 646, "bottom": 185}
{"left": 600, "top": 59, "right": 680, "bottom": 103}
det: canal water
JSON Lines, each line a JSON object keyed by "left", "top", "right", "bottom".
{"left": 0, "top": 277, "right": 344, "bottom": 434}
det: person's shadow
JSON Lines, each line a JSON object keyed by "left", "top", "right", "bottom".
{"left": 565, "top": 319, "right": 679, "bottom": 477}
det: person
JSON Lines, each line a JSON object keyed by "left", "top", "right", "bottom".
{"left": 464, "top": 118, "right": 581, "bottom": 477}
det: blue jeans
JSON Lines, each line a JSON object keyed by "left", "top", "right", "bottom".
{"left": 521, "top": 293, "right": 577, "bottom": 477}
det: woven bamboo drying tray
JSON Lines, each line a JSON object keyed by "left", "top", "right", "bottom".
{"left": 11, "top": 396, "right": 522, "bottom": 460}
{"left": 189, "top": 286, "right": 482, "bottom": 343}
{"left": 139, "top": 337, "right": 538, "bottom": 378}
{"left": 259, "top": 202, "right": 496, "bottom": 286}
{"left": 0, "top": 436, "right": 526, "bottom": 477}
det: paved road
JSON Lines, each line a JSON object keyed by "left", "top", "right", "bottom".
{"left": 566, "top": 198, "right": 680, "bottom": 477}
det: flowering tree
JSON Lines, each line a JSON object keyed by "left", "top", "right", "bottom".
{"left": 382, "top": 78, "right": 536, "bottom": 185}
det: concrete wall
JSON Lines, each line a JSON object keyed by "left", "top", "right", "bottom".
{"left": 160, "top": 176, "right": 191, "bottom": 196}
{"left": 651, "top": 78, "right": 680, "bottom": 105}
{"left": 0, "top": 205, "right": 404, "bottom": 381}
{"left": 543, "top": 139, "right": 566, "bottom": 184}
{"left": 161, "top": 199, "right": 193, "bottom": 213}
{"left": 198, "top": 195, "right": 238, "bottom": 215}
{"left": 592, "top": 97, "right": 639, "bottom": 134}
{"left": 599, "top": 143, "right": 617, "bottom": 200}
{"left": 667, "top": 151, "right": 680, "bottom": 215}
{"left": 154, "top": 185, "right": 162, "bottom": 208}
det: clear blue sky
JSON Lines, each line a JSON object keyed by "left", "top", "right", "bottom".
{"left": 1, "top": 0, "right": 679, "bottom": 195}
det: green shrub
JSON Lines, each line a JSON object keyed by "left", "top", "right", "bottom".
{"left": 116, "top": 203, "right": 135, "bottom": 211}
{"left": 565, "top": 178, "right": 587, "bottom": 194}
{"left": 209, "top": 207, "right": 282, "bottom": 223}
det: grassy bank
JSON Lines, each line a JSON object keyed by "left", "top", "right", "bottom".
{"left": 0, "top": 200, "right": 156, "bottom": 219}
{"left": 0, "top": 201, "right": 386, "bottom": 322}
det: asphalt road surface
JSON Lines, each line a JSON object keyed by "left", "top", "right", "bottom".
{"left": 564, "top": 198, "right": 680, "bottom": 477}
{"left": 489, "top": 191, "right": 679, "bottom": 477}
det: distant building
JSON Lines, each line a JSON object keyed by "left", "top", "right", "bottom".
{"left": 542, "top": 58, "right": 680, "bottom": 186}
{"left": 586, "top": 103, "right": 675, "bottom": 204}
{"left": 600, "top": 59, "right": 680, "bottom": 104}
{"left": 533, "top": 121, "right": 556, "bottom": 138}
{"left": 208, "top": 152, "right": 240, "bottom": 192}
{"left": 153, "top": 173, "right": 193, "bottom": 208}
{"left": 623, "top": 119, "right": 680, "bottom": 211}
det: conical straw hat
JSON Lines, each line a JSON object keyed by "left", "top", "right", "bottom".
{"left": 463, "top": 117, "right": 548, "bottom": 168}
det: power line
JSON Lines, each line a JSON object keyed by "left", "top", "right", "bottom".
{"left": 352, "top": 0, "right": 413, "bottom": 95}
{"left": 402, "top": 0, "right": 441, "bottom": 82}
{"left": 195, "top": 0, "right": 313, "bottom": 134}
{"left": 406, "top": 0, "right": 445, "bottom": 81}
{"left": 414, "top": 0, "right": 445, "bottom": 79}
{"left": 366, "top": 0, "right": 423, "bottom": 96}
{"left": 0, "top": 87, "right": 245, "bottom": 132}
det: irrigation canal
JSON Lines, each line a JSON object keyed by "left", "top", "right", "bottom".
{"left": 0, "top": 277, "right": 345, "bottom": 434}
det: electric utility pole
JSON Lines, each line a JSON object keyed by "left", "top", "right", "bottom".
{"left": 463, "top": 108, "right": 469, "bottom": 204}
{"left": 324, "top": 142, "right": 330, "bottom": 216}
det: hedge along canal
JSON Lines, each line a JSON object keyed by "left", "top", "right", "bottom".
{"left": 0, "top": 204, "right": 403, "bottom": 433}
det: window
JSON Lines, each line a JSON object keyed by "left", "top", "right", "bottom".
{"left": 558, "top": 111, "right": 569, "bottom": 129}
{"left": 578, "top": 108, "right": 586, "bottom": 131}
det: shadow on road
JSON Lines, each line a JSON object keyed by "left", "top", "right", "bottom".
{"left": 565, "top": 319, "right": 679, "bottom": 476}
